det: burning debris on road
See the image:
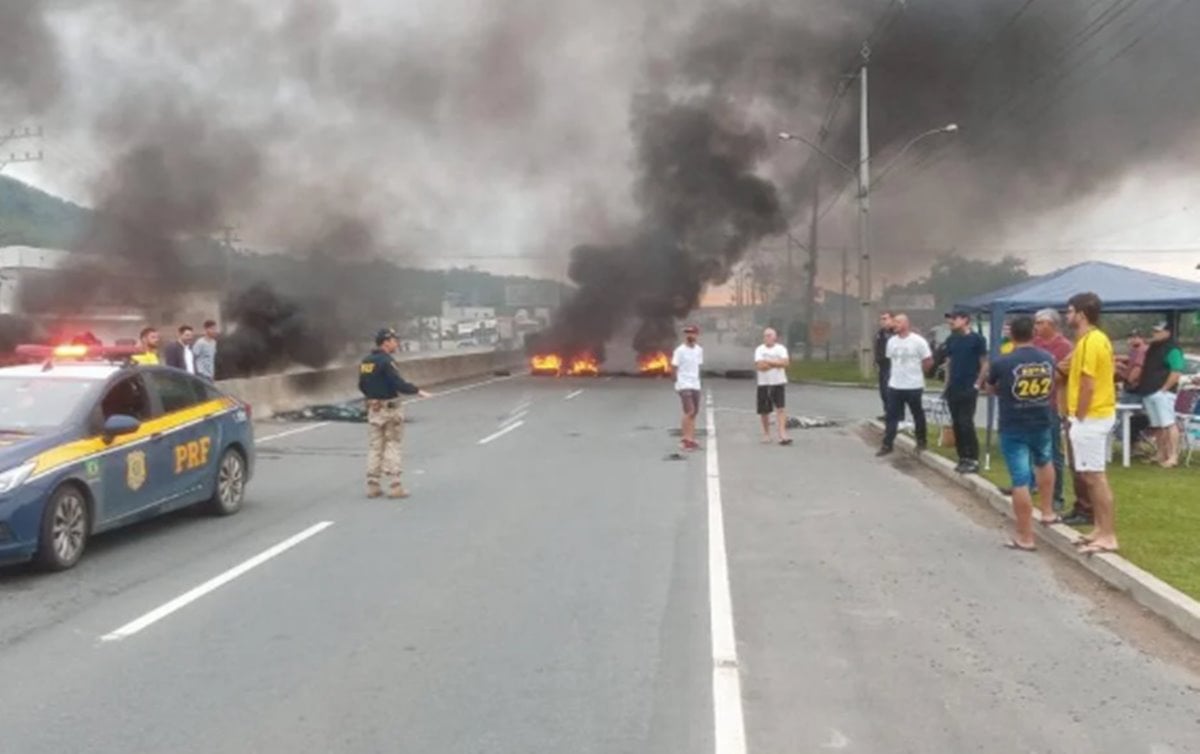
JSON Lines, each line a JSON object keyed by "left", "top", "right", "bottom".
{"left": 529, "top": 353, "right": 564, "bottom": 376}
{"left": 637, "top": 351, "right": 671, "bottom": 377}
{"left": 528, "top": 351, "right": 600, "bottom": 377}
{"left": 527, "top": 349, "right": 673, "bottom": 377}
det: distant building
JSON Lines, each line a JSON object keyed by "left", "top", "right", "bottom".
{"left": 0, "top": 246, "right": 73, "bottom": 315}
{"left": 0, "top": 244, "right": 222, "bottom": 346}
{"left": 442, "top": 303, "right": 496, "bottom": 321}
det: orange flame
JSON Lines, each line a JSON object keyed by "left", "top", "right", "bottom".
{"left": 638, "top": 351, "right": 672, "bottom": 375}
{"left": 530, "top": 353, "right": 563, "bottom": 374}
{"left": 566, "top": 353, "right": 600, "bottom": 376}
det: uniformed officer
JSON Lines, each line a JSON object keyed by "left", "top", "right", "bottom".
{"left": 359, "top": 328, "right": 430, "bottom": 498}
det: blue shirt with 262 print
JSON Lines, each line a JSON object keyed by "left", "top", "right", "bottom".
{"left": 987, "top": 345, "right": 1056, "bottom": 432}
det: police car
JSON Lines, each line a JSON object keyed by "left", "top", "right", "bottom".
{"left": 0, "top": 344, "right": 254, "bottom": 570}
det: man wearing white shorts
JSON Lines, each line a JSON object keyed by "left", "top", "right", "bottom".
{"left": 1136, "top": 321, "right": 1186, "bottom": 467}
{"left": 1065, "top": 292, "right": 1118, "bottom": 555}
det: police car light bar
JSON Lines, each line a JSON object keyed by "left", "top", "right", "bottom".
{"left": 15, "top": 344, "right": 142, "bottom": 362}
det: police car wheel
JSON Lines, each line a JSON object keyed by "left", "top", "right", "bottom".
{"left": 36, "top": 485, "right": 90, "bottom": 571}
{"left": 206, "top": 448, "right": 246, "bottom": 516}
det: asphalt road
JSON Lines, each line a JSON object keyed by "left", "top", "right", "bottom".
{"left": 0, "top": 376, "right": 1197, "bottom": 753}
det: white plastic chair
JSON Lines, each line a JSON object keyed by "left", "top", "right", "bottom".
{"left": 1176, "top": 390, "right": 1200, "bottom": 467}
{"left": 923, "top": 393, "right": 951, "bottom": 447}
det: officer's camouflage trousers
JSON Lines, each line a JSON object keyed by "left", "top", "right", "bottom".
{"left": 366, "top": 403, "right": 404, "bottom": 484}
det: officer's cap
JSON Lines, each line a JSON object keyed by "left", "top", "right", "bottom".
{"left": 375, "top": 328, "right": 398, "bottom": 345}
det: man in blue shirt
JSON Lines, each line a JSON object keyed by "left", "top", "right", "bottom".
{"left": 986, "top": 315, "right": 1058, "bottom": 551}
{"left": 943, "top": 312, "right": 988, "bottom": 474}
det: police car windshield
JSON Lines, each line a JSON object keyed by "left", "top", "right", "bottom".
{"left": 0, "top": 376, "right": 101, "bottom": 432}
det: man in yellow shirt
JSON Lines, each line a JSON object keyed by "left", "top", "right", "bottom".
{"left": 1064, "top": 292, "right": 1118, "bottom": 555}
{"left": 131, "top": 326, "right": 161, "bottom": 366}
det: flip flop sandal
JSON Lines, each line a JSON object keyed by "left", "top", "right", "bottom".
{"left": 1004, "top": 540, "right": 1038, "bottom": 552}
{"left": 1039, "top": 516, "right": 1064, "bottom": 525}
{"left": 1078, "top": 544, "right": 1119, "bottom": 556}
{"left": 779, "top": 438, "right": 793, "bottom": 446}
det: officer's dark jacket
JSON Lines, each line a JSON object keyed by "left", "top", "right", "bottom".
{"left": 874, "top": 328, "right": 893, "bottom": 366}
{"left": 359, "top": 350, "right": 421, "bottom": 399}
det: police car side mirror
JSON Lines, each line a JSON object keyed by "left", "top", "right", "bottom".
{"left": 102, "top": 414, "right": 141, "bottom": 444}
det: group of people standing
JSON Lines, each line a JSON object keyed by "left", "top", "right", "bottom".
{"left": 670, "top": 325, "right": 793, "bottom": 451}
{"left": 872, "top": 292, "right": 1178, "bottom": 556}
{"left": 129, "top": 320, "right": 220, "bottom": 380}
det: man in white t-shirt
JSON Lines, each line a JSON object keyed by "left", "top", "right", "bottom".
{"left": 754, "top": 328, "right": 792, "bottom": 445}
{"left": 879, "top": 313, "right": 933, "bottom": 456}
{"left": 671, "top": 325, "right": 704, "bottom": 451}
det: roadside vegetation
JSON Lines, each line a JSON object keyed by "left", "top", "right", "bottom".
{"left": 927, "top": 430, "right": 1200, "bottom": 601}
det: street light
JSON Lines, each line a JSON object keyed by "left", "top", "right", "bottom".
{"left": 777, "top": 123, "right": 957, "bottom": 184}
{"left": 778, "top": 121, "right": 958, "bottom": 375}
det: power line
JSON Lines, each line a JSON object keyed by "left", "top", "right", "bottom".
{"left": 959, "top": 0, "right": 1175, "bottom": 164}
{"left": 1053, "top": 206, "right": 1193, "bottom": 248}
{"left": 0, "top": 125, "right": 44, "bottom": 173}
{"left": 903, "top": 0, "right": 1177, "bottom": 184}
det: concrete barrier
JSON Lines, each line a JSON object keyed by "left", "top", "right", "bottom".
{"left": 217, "top": 350, "right": 523, "bottom": 417}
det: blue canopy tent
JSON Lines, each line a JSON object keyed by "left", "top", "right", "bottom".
{"left": 953, "top": 261, "right": 1200, "bottom": 468}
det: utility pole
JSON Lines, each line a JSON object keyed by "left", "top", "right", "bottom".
{"left": 840, "top": 245, "right": 849, "bottom": 354}
{"left": 0, "top": 126, "right": 44, "bottom": 174}
{"left": 857, "top": 44, "right": 873, "bottom": 379}
{"left": 803, "top": 162, "right": 821, "bottom": 361}
{"left": 786, "top": 232, "right": 794, "bottom": 299}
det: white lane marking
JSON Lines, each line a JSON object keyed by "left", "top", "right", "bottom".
{"left": 478, "top": 420, "right": 525, "bottom": 445}
{"left": 100, "top": 521, "right": 334, "bottom": 642}
{"left": 408, "top": 375, "right": 514, "bottom": 403}
{"left": 255, "top": 375, "right": 514, "bottom": 443}
{"left": 256, "top": 422, "right": 331, "bottom": 444}
{"left": 503, "top": 409, "right": 529, "bottom": 425}
{"left": 565, "top": 389, "right": 584, "bottom": 401}
{"left": 706, "top": 391, "right": 747, "bottom": 754}
{"left": 506, "top": 399, "right": 532, "bottom": 418}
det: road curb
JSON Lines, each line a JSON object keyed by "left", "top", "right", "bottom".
{"left": 864, "top": 420, "right": 1200, "bottom": 643}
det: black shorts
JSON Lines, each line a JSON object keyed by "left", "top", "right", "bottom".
{"left": 757, "top": 384, "right": 786, "bottom": 415}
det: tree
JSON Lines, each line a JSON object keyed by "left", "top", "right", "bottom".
{"left": 887, "top": 253, "right": 1031, "bottom": 313}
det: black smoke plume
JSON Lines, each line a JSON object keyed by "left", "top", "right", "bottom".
{"left": 0, "top": 1, "right": 62, "bottom": 115}
{"left": 674, "top": 0, "right": 1200, "bottom": 272}
{"left": 536, "top": 96, "right": 786, "bottom": 358}
{"left": 7, "top": 0, "right": 1200, "bottom": 371}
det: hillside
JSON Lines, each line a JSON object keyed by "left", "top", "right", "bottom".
{"left": 0, "top": 175, "right": 90, "bottom": 248}
{"left": 0, "top": 176, "right": 565, "bottom": 317}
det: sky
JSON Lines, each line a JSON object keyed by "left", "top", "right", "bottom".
{"left": 4, "top": 0, "right": 1199, "bottom": 293}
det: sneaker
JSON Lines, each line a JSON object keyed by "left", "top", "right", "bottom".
{"left": 954, "top": 460, "right": 969, "bottom": 473}
{"left": 1062, "top": 512, "right": 1094, "bottom": 527}
{"left": 388, "top": 485, "right": 410, "bottom": 499}
{"left": 961, "top": 460, "right": 980, "bottom": 474}
{"left": 876, "top": 447, "right": 894, "bottom": 457}
{"left": 915, "top": 442, "right": 928, "bottom": 453}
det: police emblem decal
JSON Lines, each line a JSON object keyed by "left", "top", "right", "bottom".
{"left": 126, "top": 450, "right": 147, "bottom": 491}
